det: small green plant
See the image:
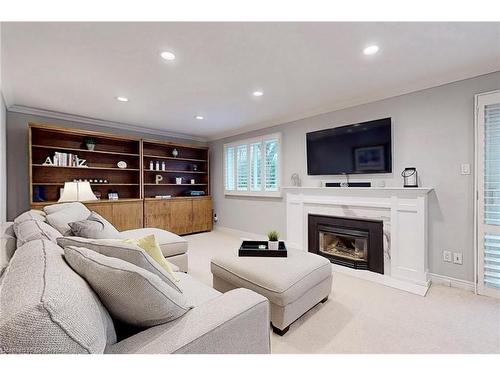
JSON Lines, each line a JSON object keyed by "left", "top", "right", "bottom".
{"left": 267, "top": 230, "right": 279, "bottom": 241}
{"left": 84, "top": 137, "right": 97, "bottom": 145}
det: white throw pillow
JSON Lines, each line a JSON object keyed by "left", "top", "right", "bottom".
{"left": 14, "top": 219, "right": 63, "bottom": 247}
{"left": 13, "top": 210, "right": 46, "bottom": 224}
{"left": 64, "top": 246, "right": 191, "bottom": 327}
{"left": 44, "top": 202, "right": 91, "bottom": 235}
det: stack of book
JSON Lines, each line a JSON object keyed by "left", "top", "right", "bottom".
{"left": 52, "top": 152, "right": 82, "bottom": 167}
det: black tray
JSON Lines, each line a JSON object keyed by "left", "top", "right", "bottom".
{"left": 238, "top": 241, "right": 287, "bottom": 257}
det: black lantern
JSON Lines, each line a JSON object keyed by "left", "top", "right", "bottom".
{"left": 401, "top": 167, "right": 418, "bottom": 188}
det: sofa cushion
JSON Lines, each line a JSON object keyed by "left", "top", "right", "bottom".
{"left": 64, "top": 246, "right": 191, "bottom": 327}
{"left": 0, "top": 240, "right": 116, "bottom": 353}
{"left": 44, "top": 202, "right": 91, "bottom": 236}
{"left": 57, "top": 237, "right": 181, "bottom": 292}
{"left": 1, "top": 223, "right": 17, "bottom": 270}
{"left": 14, "top": 219, "right": 63, "bottom": 248}
{"left": 69, "top": 212, "right": 122, "bottom": 239}
{"left": 13, "top": 209, "right": 46, "bottom": 224}
{"left": 175, "top": 272, "right": 221, "bottom": 307}
{"left": 121, "top": 228, "right": 188, "bottom": 257}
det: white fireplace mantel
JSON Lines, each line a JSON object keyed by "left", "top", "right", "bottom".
{"left": 283, "top": 186, "right": 433, "bottom": 296}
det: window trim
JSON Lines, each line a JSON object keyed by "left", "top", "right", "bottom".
{"left": 223, "top": 133, "right": 282, "bottom": 198}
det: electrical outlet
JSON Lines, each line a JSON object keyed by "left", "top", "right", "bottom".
{"left": 443, "top": 251, "right": 452, "bottom": 262}
{"left": 461, "top": 163, "right": 471, "bottom": 175}
{"left": 453, "top": 252, "right": 463, "bottom": 265}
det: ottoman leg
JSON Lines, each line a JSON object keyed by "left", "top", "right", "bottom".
{"left": 271, "top": 324, "right": 290, "bottom": 336}
{"left": 321, "top": 296, "right": 329, "bottom": 303}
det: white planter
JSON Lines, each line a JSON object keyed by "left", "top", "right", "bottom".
{"left": 268, "top": 241, "right": 279, "bottom": 250}
{"left": 86, "top": 143, "right": 95, "bottom": 151}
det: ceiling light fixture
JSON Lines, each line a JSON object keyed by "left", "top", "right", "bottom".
{"left": 194, "top": 115, "right": 204, "bottom": 120}
{"left": 252, "top": 91, "right": 264, "bottom": 97}
{"left": 160, "top": 51, "right": 176, "bottom": 61}
{"left": 116, "top": 96, "right": 129, "bottom": 102}
{"left": 363, "top": 45, "right": 380, "bottom": 55}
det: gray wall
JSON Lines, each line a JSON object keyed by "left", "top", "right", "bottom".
{"left": 6, "top": 111, "right": 207, "bottom": 219}
{"left": 210, "top": 71, "right": 500, "bottom": 282}
{"left": 0, "top": 23, "right": 6, "bottom": 223}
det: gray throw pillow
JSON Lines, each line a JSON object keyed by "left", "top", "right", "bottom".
{"left": 14, "top": 209, "right": 46, "bottom": 224}
{"left": 69, "top": 212, "right": 122, "bottom": 239}
{"left": 14, "top": 219, "right": 63, "bottom": 247}
{"left": 57, "top": 236, "right": 181, "bottom": 293}
{"left": 64, "top": 246, "right": 191, "bottom": 327}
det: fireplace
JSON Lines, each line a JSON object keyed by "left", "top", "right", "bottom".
{"left": 308, "top": 214, "right": 384, "bottom": 274}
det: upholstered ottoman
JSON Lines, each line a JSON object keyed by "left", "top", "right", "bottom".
{"left": 210, "top": 250, "right": 332, "bottom": 335}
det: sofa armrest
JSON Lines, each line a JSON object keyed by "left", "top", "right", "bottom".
{"left": 105, "top": 288, "right": 270, "bottom": 354}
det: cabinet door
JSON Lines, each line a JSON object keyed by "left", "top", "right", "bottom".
{"left": 112, "top": 201, "right": 143, "bottom": 231}
{"left": 169, "top": 200, "right": 193, "bottom": 235}
{"left": 86, "top": 203, "right": 113, "bottom": 223}
{"left": 192, "top": 198, "right": 212, "bottom": 233}
{"left": 144, "top": 200, "right": 171, "bottom": 230}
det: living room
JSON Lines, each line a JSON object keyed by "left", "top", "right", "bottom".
{"left": 1, "top": 1, "right": 499, "bottom": 373}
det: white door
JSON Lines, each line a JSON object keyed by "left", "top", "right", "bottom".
{"left": 476, "top": 90, "right": 500, "bottom": 298}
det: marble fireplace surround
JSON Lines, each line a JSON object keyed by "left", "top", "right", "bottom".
{"left": 284, "top": 186, "right": 433, "bottom": 296}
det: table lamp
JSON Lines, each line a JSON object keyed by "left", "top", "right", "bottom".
{"left": 58, "top": 181, "right": 98, "bottom": 202}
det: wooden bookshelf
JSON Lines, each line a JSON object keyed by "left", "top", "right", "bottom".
{"left": 28, "top": 123, "right": 212, "bottom": 234}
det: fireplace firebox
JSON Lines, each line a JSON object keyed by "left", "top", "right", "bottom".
{"left": 308, "top": 214, "right": 384, "bottom": 274}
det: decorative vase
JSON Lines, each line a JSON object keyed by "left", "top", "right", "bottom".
{"left": 172, "top": 148, "right": 179, "bottom": 157}
{"left": 86, "top": 143, "right": 95, "bottom": 151}
{"left": 268, "top": 241, "right": 279, "bottom": 250}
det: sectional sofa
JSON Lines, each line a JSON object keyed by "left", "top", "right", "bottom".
{"left": 0, "top": 203, "right": 270, "bottom": 354}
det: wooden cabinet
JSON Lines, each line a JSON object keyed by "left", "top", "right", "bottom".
{"left": 144, "top": 197, "right": 212, "bottom": 235}
{"left": 32, "top": 199, "right": 143, "bottom": 232}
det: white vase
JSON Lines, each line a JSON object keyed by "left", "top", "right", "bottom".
{"left": 86, "top": 143, "right": 95, "bottom": 151}
{"left": 268, "top": 241, "right": 279, "bottom": 250}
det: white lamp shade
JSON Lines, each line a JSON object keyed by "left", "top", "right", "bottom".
{"left": 58, "top": 182, "right": 98, "bottom": 202}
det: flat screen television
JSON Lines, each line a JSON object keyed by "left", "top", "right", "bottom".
{"left": 306, "top": 117, "right": 392, "bottom": 175}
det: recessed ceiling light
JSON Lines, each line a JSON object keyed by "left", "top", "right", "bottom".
{"left": 252, "top": 91, "right": 264, "bottom": 97}
{"left": 194, "top": 115, "right": 204, "bottom": 120}
{"left": 160, "top": 51, "right": 176, "bottom": 61}
{"left": 363, "top": 45, "right": 379, "bottom": 55}
{"left": 116, "top": 96, "right": 129, "bottom": 102}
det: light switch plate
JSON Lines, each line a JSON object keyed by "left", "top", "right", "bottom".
{"left": 453, "top": 252, "right": 463, "bottom": 265}
{"left": 443, "top": 251, "right": 452, "bottom": 262}
{"left": 461, "top": 163, "right": 471, "bottom": 175}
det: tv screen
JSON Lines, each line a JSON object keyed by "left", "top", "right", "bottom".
{"left": 306, "top": 118, "right": 392, "bottom": 175}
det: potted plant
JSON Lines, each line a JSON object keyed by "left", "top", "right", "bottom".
{"left": 267, "top": 230, "right": 280, "bottom": 250}
{"left": 84, "top": 137, "right": 97, "bottom": 151}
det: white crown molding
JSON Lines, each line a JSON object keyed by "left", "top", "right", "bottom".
{"left": 7, "top": 105, "right": 208, "bottom": 143}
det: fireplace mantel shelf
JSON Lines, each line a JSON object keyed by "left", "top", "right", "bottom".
{"left": 282, "top": 186, "right": 433, "bottom": 193}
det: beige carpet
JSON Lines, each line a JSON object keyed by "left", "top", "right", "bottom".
{"left": 184, "top": 230, "right": 500, "bottom": 354}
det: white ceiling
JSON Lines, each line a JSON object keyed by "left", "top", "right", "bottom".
{"left": 2, "top": 22, "right": 500, "bottom": 140}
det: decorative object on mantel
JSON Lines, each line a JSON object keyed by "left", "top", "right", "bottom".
{"left": 58, "top": 181, "right": 98, "bottom": 202}
{"left": 117, "top": 161, "right": 127, "bottom": 169}
{"left": 84, "top": 137, "right": 97, "bottom": 151}
{"left": 291, "top": 173, "right": 301, "bottom": 186}
{"left": 267, "top": 230, "right": 280, "bottom": 250}
{"left": 155, "top": 174, "right": 163, "bottom": 185}
{"left": 402, "top": 167, "right": 418, "bottom": 188}
{"left": 172, "top": 148, "right": 179, "bottom": 158}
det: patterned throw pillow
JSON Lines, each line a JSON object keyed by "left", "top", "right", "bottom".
{"left": 69, "top": 212, "right": 122, "bottom": 239}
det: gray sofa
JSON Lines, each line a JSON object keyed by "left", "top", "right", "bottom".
{"left": 0, "top": 205, "right": 270, "bottom": 354}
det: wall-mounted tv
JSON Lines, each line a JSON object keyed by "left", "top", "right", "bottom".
{"left": 306, "top": 117, "right": 392, "bottom": 175}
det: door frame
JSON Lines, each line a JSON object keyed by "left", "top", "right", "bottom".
{"left": 474, "top": 89, "right": 500, "bottom": 298}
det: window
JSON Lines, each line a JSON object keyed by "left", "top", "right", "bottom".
{"left": 224, "top": 133, "right": 281, "bottom": 197}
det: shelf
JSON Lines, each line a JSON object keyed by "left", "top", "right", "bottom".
{"left": 144, "top": 169, "right": 207, "bottom": 174}
{"left": 33, "top": 182, "right": 139, "bottom": 186}
{"left": 31, "top": 198, "right": 143, "bottom": 205}
{"left": 32, "top": 144, "right": 140, "bottom": 157}
{"left": 144, "top": 183, "right": 208, "bottom": 186}
{"left": 143, "top": 154, "right": 207, "bottom": 162}
{"left": 32, "top": 164, "right": 140, "bottom": 171}
{"left": 144, "top": 196, "right": 211, "bottom": 201}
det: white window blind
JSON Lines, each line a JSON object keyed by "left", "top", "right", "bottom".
{"left": 264, "top": 139, "right": 279, "bottom": 191}
{"left": 224, "top": 147, "right": 235, "bottom": 191}
{"left": 250, "top": 142, "right": 262, "bottom": 191}
{"left": 484, "top": 102, "right": 500, "bottom": 289}
{"left": 224, "top": 133, "right": 281, "bottom": 196}
{"left": 236, "top": 144, "right": 248, "bottom": 191}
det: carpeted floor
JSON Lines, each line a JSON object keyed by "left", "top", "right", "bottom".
{"left": 184, "top": 230, "right": 500, "bottom": 354}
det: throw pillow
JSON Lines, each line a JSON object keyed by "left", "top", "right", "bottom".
{"left": 57, "top": 237, "right": 181, "bottom": 292}
{"left": 13, "top": 209, "right": 46, "bottom": 224}
{"left": 14, "top": 219, "right": 63, "bottom": 247}
{"left": 64, "top": 246, "right": 191, "bottom": 327}
{"left": 69, "top": 212, "right": 122, "bottom": 239}
{"left": 123, "top": 235, "right": 179, "bottom": 282}
{"left": 44, "top": 202, "right": 91, "bottom": 236}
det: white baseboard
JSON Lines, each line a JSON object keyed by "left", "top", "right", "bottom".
{"left": 429, "top": 273, "right": 476, "bottom": 292}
